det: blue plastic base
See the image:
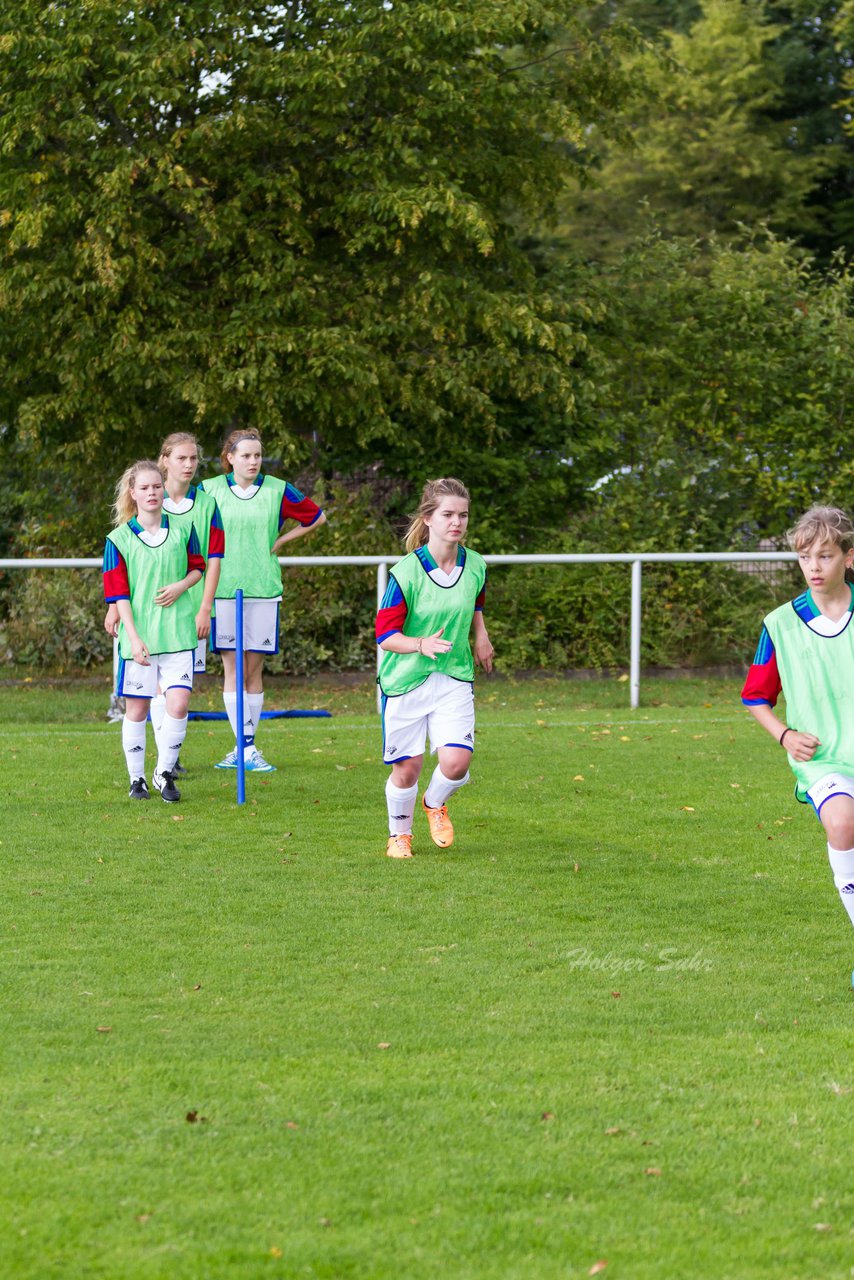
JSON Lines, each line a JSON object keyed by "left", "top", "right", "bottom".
{"left": 187, "top": 710, "right": 331, "bottom": 721}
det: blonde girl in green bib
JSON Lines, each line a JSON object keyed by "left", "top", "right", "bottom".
{"left": 104, "top": 433, "right": 225, "bottom": 774}
{"left": 376, "top": 478, "right": 494, "bottom": 858}
{"left": 199, "top": 428, "right": 326, "bottom": 773}
{"left": 742, "top": 506, "right": 854, "bottom": 972}
{"left": 103, "top": 461, "right": 205, "bottom": 802}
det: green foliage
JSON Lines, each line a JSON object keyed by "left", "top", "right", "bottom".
{"left": 0, "top": 477, "right": 400, "bottom": 676}
{"left": 266, "top": 477, "right": 400, "bottom": 675}
{"left": 487, "top": 542, "right": 794, "bottom": 673}
{"left": 0, "top": 569, "right": 106, "bottom": 670}
{"left": 0, "top": 0, "right": 634, "bottom": 495}
{"left": 579, "top": 230, "right": 854, "bottom": 542}
{"left": 561, "top": 0, "right": 836, "bottom": 258}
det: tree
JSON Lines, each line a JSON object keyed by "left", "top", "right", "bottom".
{"left": 574, "top": 229, "right": 854, "bottom": 547}
{"left": 0, "top": 0, "right": 637, "bottom": 548}
{"left": 557, "top": 0, "right": 835, "bottom": 260}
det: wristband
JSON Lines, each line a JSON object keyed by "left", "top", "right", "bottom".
{"left": 779, "top": 727, "right": 792, "bottom": 747}
{"left": 416, "top": 637, "right": 423, "bottom": 655}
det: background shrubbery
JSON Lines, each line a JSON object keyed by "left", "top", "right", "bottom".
{"left": 2, "top": 2, "right": 853, "bottom": 677}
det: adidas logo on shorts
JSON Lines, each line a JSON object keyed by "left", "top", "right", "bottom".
{"left": 263, "top": 636, "right": 273, "bottom": 646}
{"left": 221, "top": 633, "right": 234, "bottom": 643}
{"left": 181, "top": 672, "right": 190, "bottom": 682}
{"left": 464, "top": 732, "right": 474, "bottom": 742}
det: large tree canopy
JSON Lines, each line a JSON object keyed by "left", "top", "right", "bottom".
{"left": 0, "top": 0, "right": 635, "bottom": 493}
{"left": 559, "top": 0, "right": 835, "bottom": 260}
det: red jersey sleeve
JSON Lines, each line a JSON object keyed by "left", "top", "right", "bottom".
{"left": 741, "top": 625, "right": 782, "bottom": 706}
{"left": 103, "top": 539, "right": 130, "bottom": 601}
{"left": 207, "top": 504, "right": 225, "bottom": 558}
{"left": 376, "top": 576, "right": 407, "bottom": 643}
{"left": 279, "top": 483, "right": 323, "bottom": 530}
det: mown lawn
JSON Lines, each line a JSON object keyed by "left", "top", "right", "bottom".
{"left": 2, "top": 672, "right": 852, "bottom": 1279}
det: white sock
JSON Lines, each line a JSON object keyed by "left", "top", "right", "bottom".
{"left": 828, "top": 845, "right": 854, "bottom": 926}
{"left": 122, "top": 716, "right": 147, "bottom": 780}
{"left": 245, "top": 693, "right": 263, "bottom": 754}
{"left": 386, "top": 779, "right": 418, "bottom": 835}
{"left": 223, "top": 692, "right": 239, "bottom": 738}
{"left": 150, "top": 693, "right": 167, "bottom": 734}
{"left": 156, "top": 714, "right": 188, "bottom": 776}
{"left": 424, "top": 765, "right": 470, "bottom": 810}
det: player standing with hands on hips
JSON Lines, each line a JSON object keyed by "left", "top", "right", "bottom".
{"left": 376, "top": 478, "right": 494, "bottom": 858}
{"left": 103, "top": 461, "right": 205, "bottom": 802}
{"left": 742, "top": 506, "right": 854, "bottom": 978}
{"left": 199, "top": 428, "right": 326, "bottom": 773}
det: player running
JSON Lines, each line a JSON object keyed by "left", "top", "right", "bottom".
{"left": 742, "top": 506, "right": 854, "bottom": 972}
{"left": 103, "top": 460, "right": 205, "bottom": 803}
{"left": 199, "top": 428, "right": 326, "bottom": 773}
{"left": 376, "top": 477, "right": 494, "bottom": 859}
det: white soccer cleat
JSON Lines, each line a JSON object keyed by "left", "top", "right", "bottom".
{"left": 244, "top": 748, "right": 276, "bottom": 773}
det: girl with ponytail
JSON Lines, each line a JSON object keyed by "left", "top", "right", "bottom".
{"left": 103, "top": 461, "right": 205, "bottom": 803}
{"left": 375, "top": 478, "right": 494, "bottom": 858}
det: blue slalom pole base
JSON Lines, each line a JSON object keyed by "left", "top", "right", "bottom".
{"left": 188, "top": 710, "right": 332, "bottom": 721}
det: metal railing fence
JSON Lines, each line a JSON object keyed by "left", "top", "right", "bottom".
{"left": 0, "top": 551, "right": 797, "bottom": 708}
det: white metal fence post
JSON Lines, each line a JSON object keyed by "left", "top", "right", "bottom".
{"left": 630, "top": 558, "right": 642, "bottom": 709}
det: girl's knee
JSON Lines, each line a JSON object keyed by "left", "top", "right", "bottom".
{"left": 827, "top": 821, "right": 854, "bottom": 850}
{"left": 391, "top": 760, "right": 422, "bottom": 788}
{"left": 438, "top": 751, "right": 472, "bottom": 781}
{"left": 166, "top": 690, "right": 191, "bottom": 717}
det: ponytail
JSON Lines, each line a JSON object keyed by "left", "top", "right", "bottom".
{"left": 403, "top": 478, "right": 470, "bottom": 553}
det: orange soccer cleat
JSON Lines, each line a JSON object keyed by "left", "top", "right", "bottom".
{"left": 422, "top": 798, "right": 454, "bottom": 848}
{"left": 385, "top": 833, "right": 413, "bottom": 859}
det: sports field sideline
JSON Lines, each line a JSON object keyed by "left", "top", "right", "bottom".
{"left": 3, "top": 673, "right": 853, "bottom": 1279}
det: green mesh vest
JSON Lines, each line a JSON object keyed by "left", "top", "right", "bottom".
{"left": 163, "top": 487, "right": 217, "bottom": 613}
{"left": 107, "top": 520, "right": 198, "bottom": 659}
{"left": 765, "top": 592, "right": 854, "bottom": 799}
{"left": 199, "top": 474, "right": 285, "bottom": 599}
{"left": 378, "top": 547, "right": 487, "bottom": 697}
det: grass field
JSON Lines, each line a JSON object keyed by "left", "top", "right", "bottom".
{"left": 3, "top": 671, "right": 854, "bottom": 1279}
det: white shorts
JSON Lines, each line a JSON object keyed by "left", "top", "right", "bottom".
{"left": 381, "top": 672, "right": 474, "bottom": 764}
{"left": 807, "top": 772, "right": 854, "bottom": 817}
{"left": 193, "top": 637, "right": 207, "bottom": 673}
{"left": 212, "top": 598, "right": 281, "bottom": 655}
{"left": 117, "top": 650, "right": 195, "bottom": 700}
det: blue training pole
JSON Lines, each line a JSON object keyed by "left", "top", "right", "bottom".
{"left": 235, "top": 588, "right": 246, "bottom": 805}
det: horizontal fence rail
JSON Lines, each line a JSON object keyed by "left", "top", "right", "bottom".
{"left": 0, "top": 552, "right": 798, "bottom": 708}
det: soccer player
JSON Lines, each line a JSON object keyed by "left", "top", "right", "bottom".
{"left": 103, "top": 461, "right": 205, "bottom": 802}
{"left": 104, "top": 433, "right": 225, "bottom": 773}
{"left": 376, "top": 477, "right": 494, "bottom": 859}
{"left": 199, "top": 428, "right": 326, "bottom": 773}
{"left": 742, "top": 506, "right": 854, "bottom": 964}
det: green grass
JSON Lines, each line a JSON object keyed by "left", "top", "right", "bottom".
{"left": 3, "top": 673, "right": 853, "bottom": 1278}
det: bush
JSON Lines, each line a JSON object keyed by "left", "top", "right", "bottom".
{"left": 0, "top": 569, "right": 107, "bottom": 671}
{"left": 0, "top": 477, "right": 400, "bottom": 677}
{"left": 486, "top": 533, "right": 797, "bottom": 673}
